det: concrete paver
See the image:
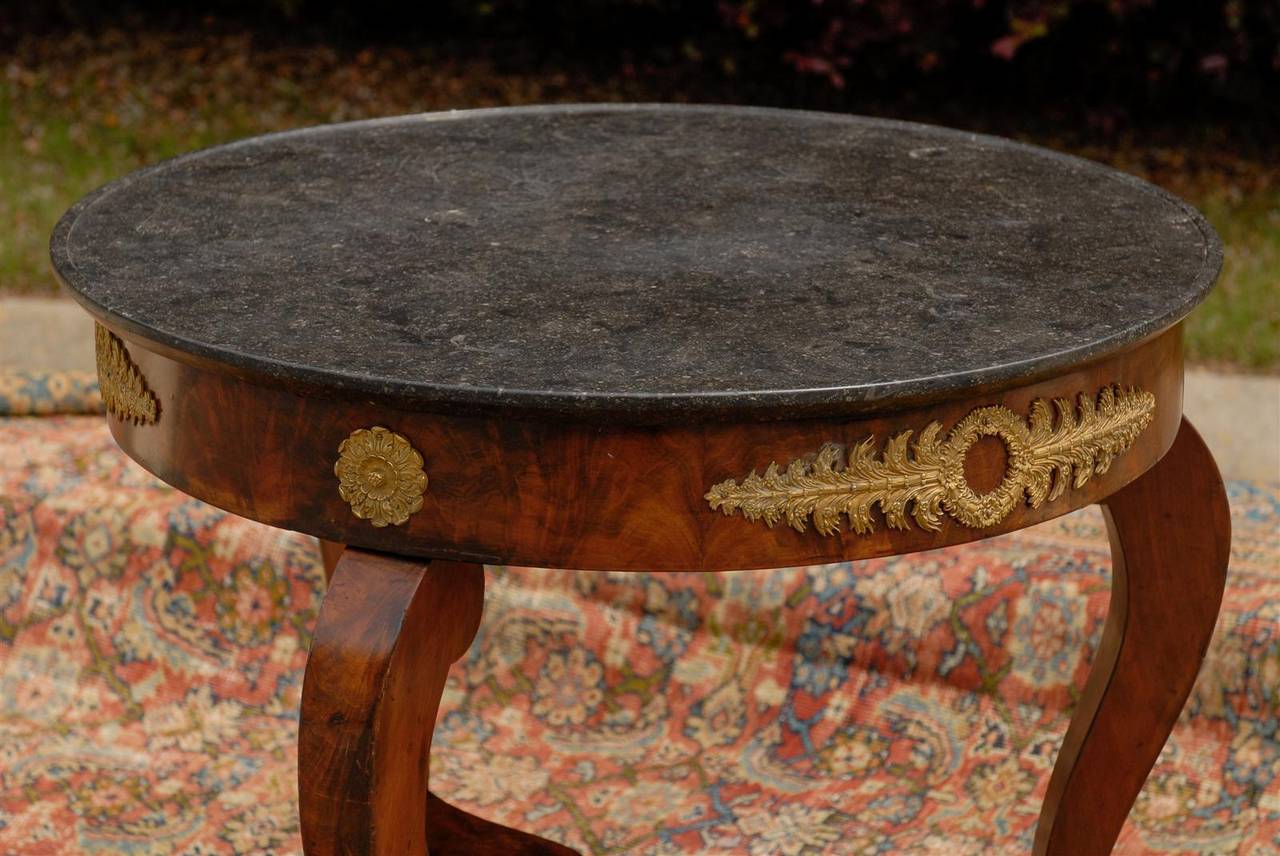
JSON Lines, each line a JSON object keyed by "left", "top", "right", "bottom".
{"left": 0, "top": 297, "right": 95, "bottom": 373}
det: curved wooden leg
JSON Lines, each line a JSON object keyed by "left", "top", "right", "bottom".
{"left": 318, "top": 539, "right": 345, "bottom": 583}
{"left": 299, "top": 547, "right": 581, "bottom": 855}
{"left": 1033, "top": 419, "right": 1231, "bottom": 855}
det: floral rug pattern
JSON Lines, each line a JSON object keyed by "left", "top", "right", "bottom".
{"left": 0, "top": 371, "right": 1278, "bottom": 854}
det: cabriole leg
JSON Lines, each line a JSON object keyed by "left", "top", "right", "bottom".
{"left": 1034, "top": 419, "right": 1230, "bottom": 855}
{"left": 298, "top": 547, "right": 580, "bottom": 855}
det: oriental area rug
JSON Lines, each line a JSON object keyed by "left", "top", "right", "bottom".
{"left": 1, "top": 370, "right": 1278, "bottom": 855}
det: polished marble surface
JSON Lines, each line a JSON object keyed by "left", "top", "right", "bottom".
{"left": 52, "top": 104, "right": 1220, "bottom": 421}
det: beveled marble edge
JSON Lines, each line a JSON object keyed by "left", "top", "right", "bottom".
{"left": 50, "top": 104, "right": 1222, "bottom": 425}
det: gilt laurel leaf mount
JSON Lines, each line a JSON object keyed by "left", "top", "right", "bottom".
{"left": 95, "top": 323, "right": 159, "bottom": 425}
{"left": 706, "top": 385, "right": 1156, "bottom": 536}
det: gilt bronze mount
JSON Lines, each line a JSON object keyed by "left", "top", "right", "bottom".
{"left": 707, "top": 385, "right": 1156, "bottom": 536}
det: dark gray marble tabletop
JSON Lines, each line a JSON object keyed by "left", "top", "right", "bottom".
{"left": 51, "top": 104, "right": 1220, "bottom": 422}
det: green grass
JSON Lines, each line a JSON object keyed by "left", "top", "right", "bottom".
{"left": 0, "top": 109, "right": 225, "bottom": 294}
{"left": 1185, "top": 191, "right": 1280, "bottom": 371}
{"left": 0, "top": 29, "right": 645, "bottom": 294}
{"left": 2, "top": 29, "right": 1276, "bottom": 371}
{"left": 0, "top": 117, "right": 292, "bottom": 295}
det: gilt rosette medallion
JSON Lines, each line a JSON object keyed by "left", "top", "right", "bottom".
{"left": 334, "top": 426, "right": 427, "bottom": 527}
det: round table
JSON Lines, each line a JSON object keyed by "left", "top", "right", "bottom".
{"left": 52, "top": 104, "right": 1230, "bottom": 856}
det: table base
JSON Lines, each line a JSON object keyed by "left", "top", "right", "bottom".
{"left": 296, "top": 419, "right": 1227, "bottom": 856}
